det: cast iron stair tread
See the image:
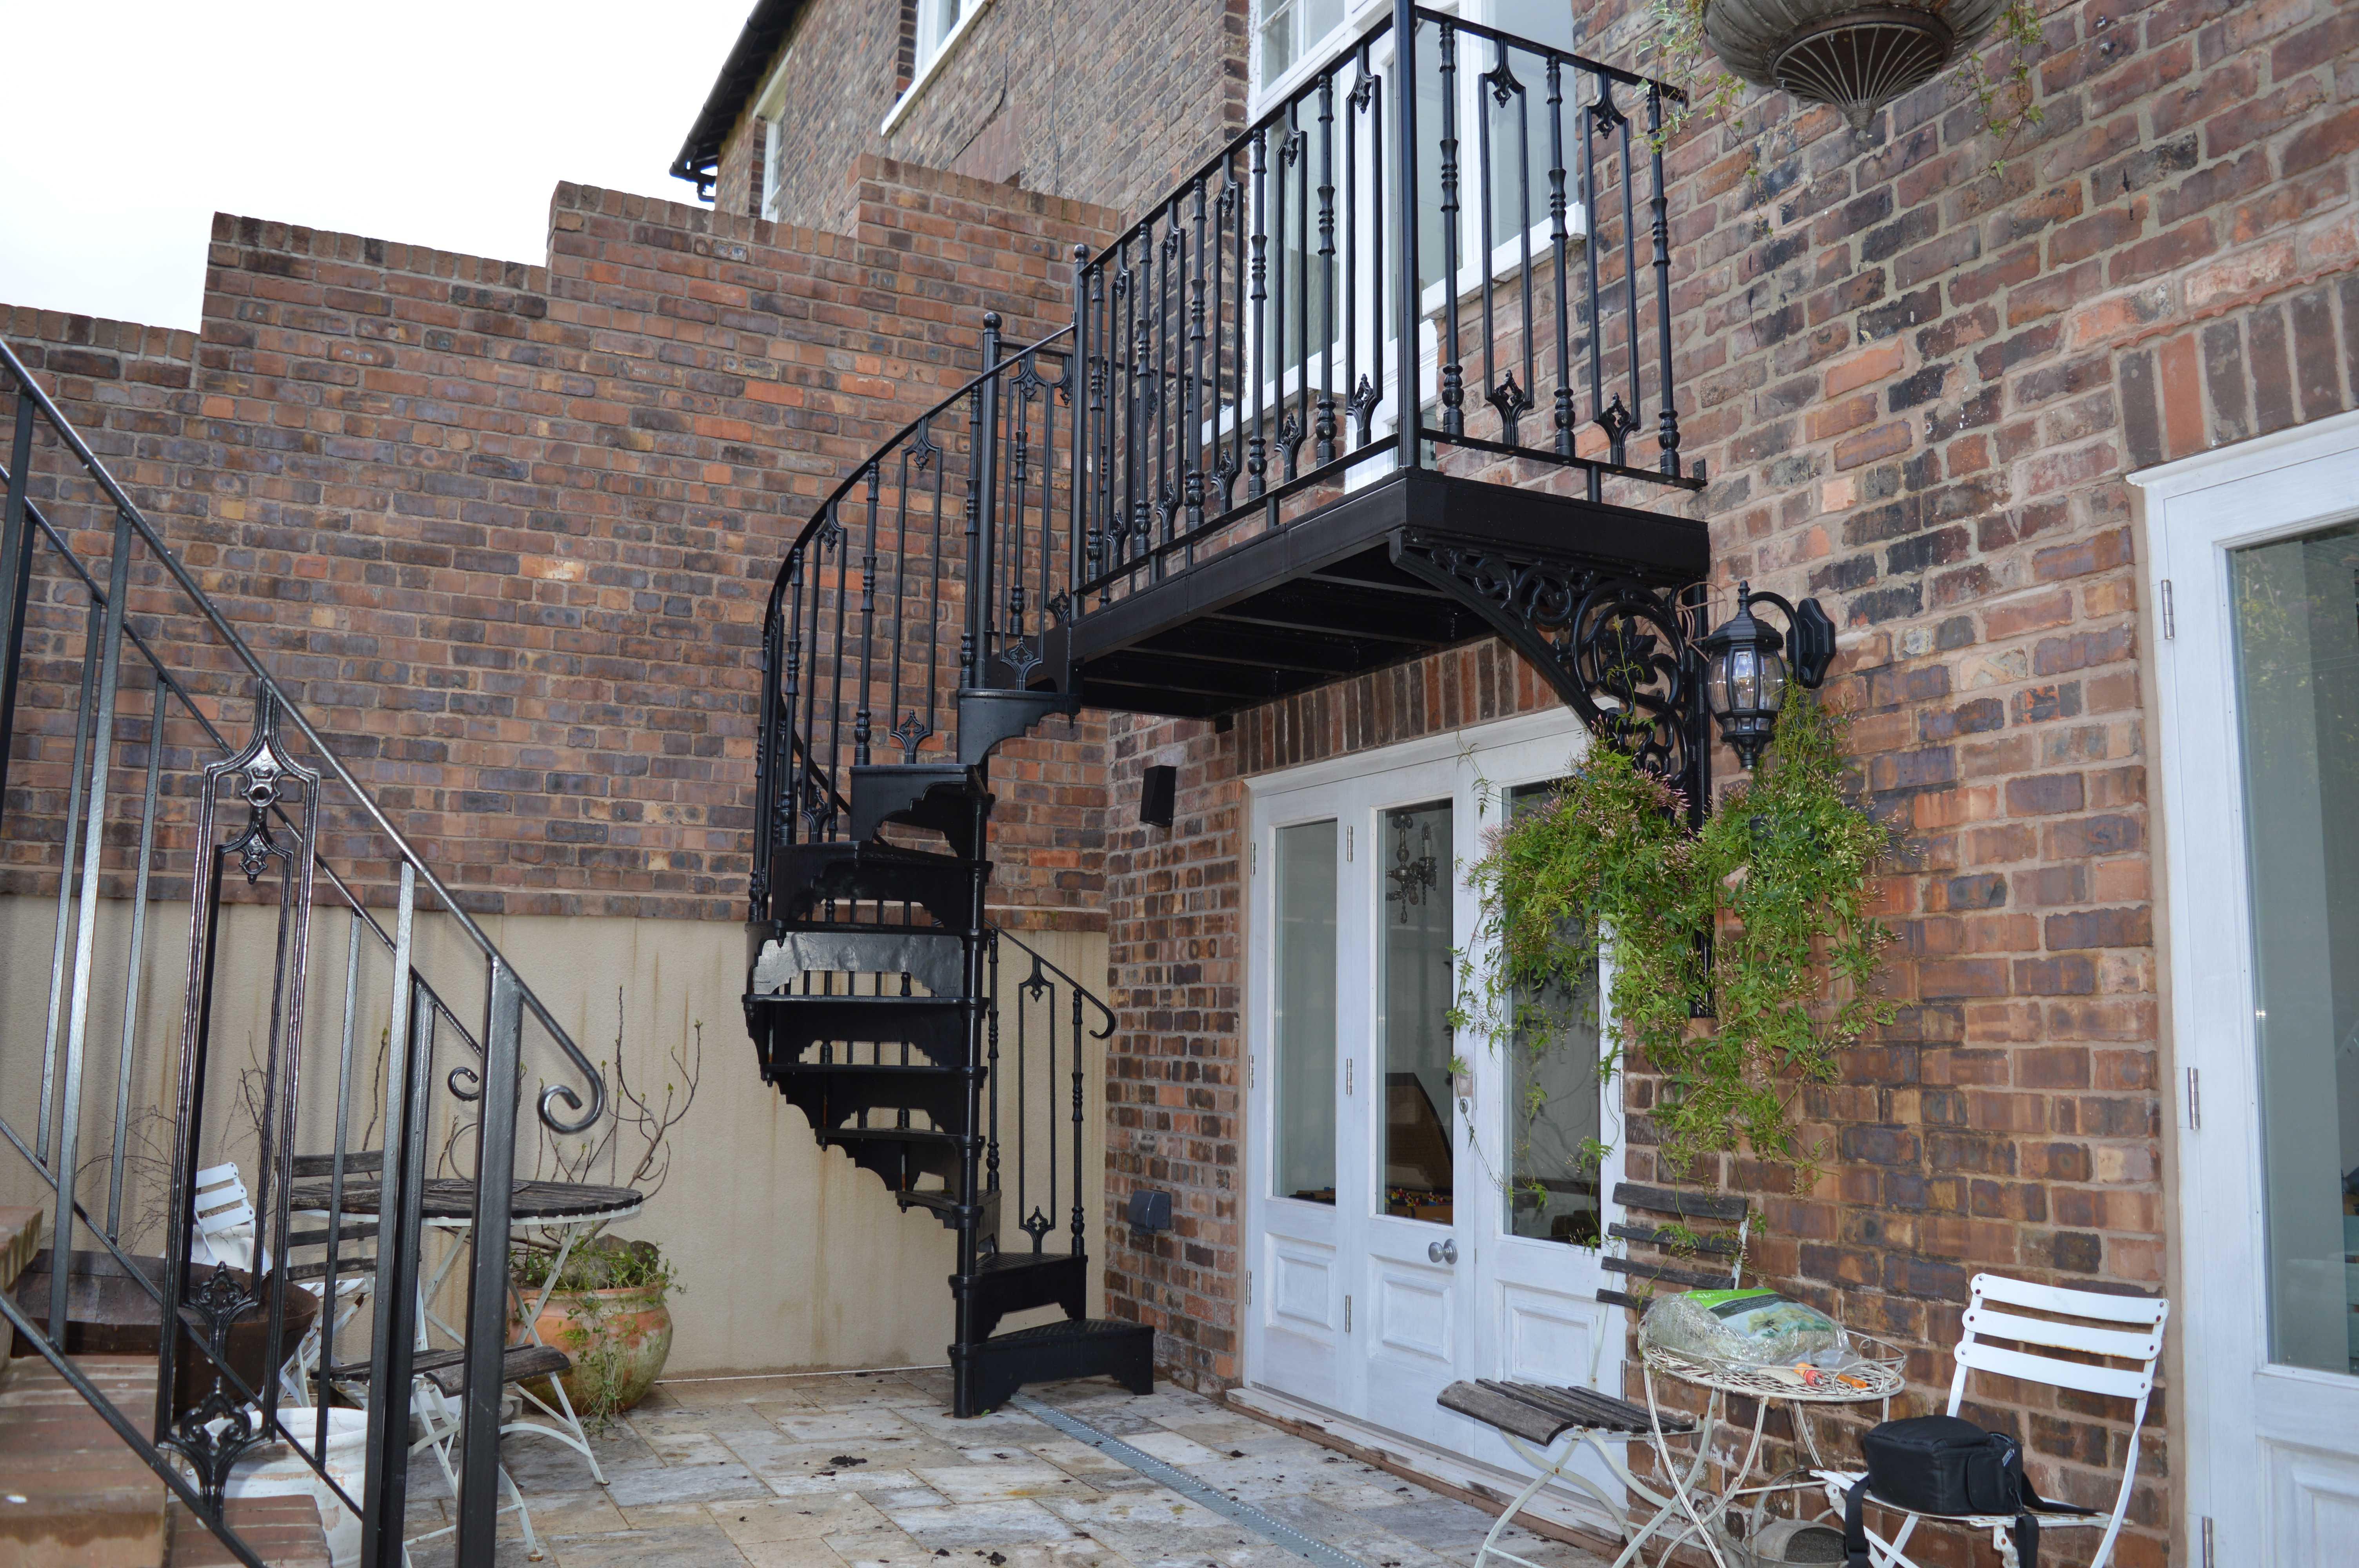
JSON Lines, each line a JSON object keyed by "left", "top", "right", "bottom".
{"left": 821, "top": 1126, "right": 967, "bottom": 1146}
{"left": 752, "top": 928, "right": 967, "bottom": 997}
{"left": 773, "top": 840, "right": 989, "bottom": 931}
{"left": 977, "top": 1249, "right": 1081, "bottom": 1274}
{"left": 967, "top": 1318, "right": 1156, "bottom": 1413}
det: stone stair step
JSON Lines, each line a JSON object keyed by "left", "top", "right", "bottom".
{"left": 166, "top": 1494, "right": 331, "bottom": 1568}
{"left": 0, "top": 1210, "right": 41, "bottom": 1299}
{"left": 0, "top": 1353, "right": 166, "bottom": 1568}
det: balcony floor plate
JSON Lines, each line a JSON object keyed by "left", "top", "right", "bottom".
{"left": 1052, "top": 468, "right": 1707, "bottom": 719}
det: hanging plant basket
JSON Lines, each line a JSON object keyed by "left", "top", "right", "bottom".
{"left": 1703, "top": 0, "right": 2011, "bottom": 130}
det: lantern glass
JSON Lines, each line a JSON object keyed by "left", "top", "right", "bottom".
{"left": 1708, "top": 643, "right": 1789, "bottom": 720}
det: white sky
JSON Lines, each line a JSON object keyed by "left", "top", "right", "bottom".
{"left": 0, "top": 0, "right": 751, "bottom": 330}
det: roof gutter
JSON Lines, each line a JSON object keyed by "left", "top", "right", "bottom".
{"left": 671, "top": 0, "right": 807, "bottom": 200}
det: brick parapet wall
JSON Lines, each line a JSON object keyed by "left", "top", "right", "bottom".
{"left": 2, "top": 160, "right": 1118, "bottom": 924}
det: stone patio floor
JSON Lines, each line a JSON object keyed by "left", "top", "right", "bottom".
{"left": 402, "top": 1368, "right": 1614, "bottom": 1568}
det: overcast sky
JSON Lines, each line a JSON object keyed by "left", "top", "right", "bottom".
{"left": 0, "top": 0, "right": 750, "bottom": 330}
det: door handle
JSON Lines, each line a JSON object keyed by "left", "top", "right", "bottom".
{"left": 1427, "top": 1239, "right": 1458, "bottom": 1265}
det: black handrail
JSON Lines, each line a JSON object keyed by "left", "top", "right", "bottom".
{"left": 0, "top": 344, "right": 612, "bottom": 1568}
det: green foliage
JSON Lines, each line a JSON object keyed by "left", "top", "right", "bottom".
{"left": 1461, "top": 695, "right": 1894, "bottom": 1180}
{"left": 512, "top": 1234, "right": 679, "bottom": 1298}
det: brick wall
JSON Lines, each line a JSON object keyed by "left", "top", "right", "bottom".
{"left": 2, "top": 159, "right": 1117, "bottom": 925}
{"left": 1093, "top": 1, "right": 2359, "bottom": 1557}
{"left": 717, "top": 0, "right": 1250, "bottom": 237}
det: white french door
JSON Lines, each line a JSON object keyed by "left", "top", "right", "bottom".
{"left": 2139, "top": 412, "right": 2359, "bottom": 1564}
{"left": 1243, "top": 711, "right": 1625, "bottom": 1508}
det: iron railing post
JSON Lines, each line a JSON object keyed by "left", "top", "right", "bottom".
{"left": 50, "top": 501, "right": 134, "bottom": 1339}
{"left": 972, "top": 312, "right": 1003, "bottom": 686}
{"left": 454, "top": 956, "right": 527, "bottom": 1561}
{"left": 359, "top": 867, "right": 424, "bottom": 1568}
{"left": 0, "top": 394, "right": 34, "bottom": 813}
{"left": 1392, "top": 0, "right": 1422, "bottom": 470}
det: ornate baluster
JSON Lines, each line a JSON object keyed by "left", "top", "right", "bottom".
{"left": 1247, "top": 129, "right": 1270, "bottom": 500}
{"left": 1315, "top": 69, "right": 1339, "bottom": 466}
{"left": 1548, "top": 56, "right": 1574, "bottom": 456}
{"left": 856, "top": 467, "right": 879, "bottom": 764}
{"left": 1648, "top": 84, "right": 1682, "bottom": 478}
{"left": 1438, "top": 20, "right": 1466, "bottom": 439}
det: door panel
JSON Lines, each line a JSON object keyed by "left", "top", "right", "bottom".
{"left": 1246, "top": 715, "right": 1621, "bottom": 1513}
{"left": 2143, "top": 431, "right": 2359, "bottom": 1564}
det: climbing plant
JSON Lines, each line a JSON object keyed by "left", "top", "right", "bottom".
{"left": 1458, "top": 694, "right": 1894, "bottom": 1183}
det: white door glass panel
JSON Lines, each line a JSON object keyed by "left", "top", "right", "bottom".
{"left": 1249, "top": 803, "right": 1352, "bottom": 1412}
{"left": 1380, "top": 800, "right": 1456, "bottom": 1221}
{"left": 1276, "top": 821, "right": 1340, "bottom": 1203}
{"left": 1502, "top": 780, "right": 1603, "bottom": 1245}
{"left": 2230, "top": 521, "right": 2359, "bottom": 1375}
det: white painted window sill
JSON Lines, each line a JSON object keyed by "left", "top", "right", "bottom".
{"left": 882, "top": 0, "right": 993, "bottom": 136}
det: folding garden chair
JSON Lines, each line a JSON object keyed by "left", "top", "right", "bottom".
{"left": 1813, "top": 1273, "right": 2169, "bottom": 1568}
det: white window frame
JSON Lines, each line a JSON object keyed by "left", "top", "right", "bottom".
{"left": 2133, "top": 407, "right": 2359, "bottom": 1566}
{"left": 883, "top": 0, "right": 993, "bottom": 135}
{"left": 751, "top": 40, "right": 798, "bottom": 223}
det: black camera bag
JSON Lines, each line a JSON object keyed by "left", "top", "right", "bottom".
{"left": 1842, "top": 1414, "right": 2089, "bottom": 1568}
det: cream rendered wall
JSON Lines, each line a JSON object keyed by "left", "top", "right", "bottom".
{"left": 0, "top": 894, "right": 1106, "bottom": 1377}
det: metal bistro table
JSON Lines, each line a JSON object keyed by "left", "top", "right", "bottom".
{"left": 291, "top": 1176, "right": 644, "bottom": 1483}
{"left": 1636, "top": 1338, "right": 1904, "bottom": 1568}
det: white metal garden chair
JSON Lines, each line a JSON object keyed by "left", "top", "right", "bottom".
{"left": 1813, "top": 1273, "right": 2169, "bottom": 1568}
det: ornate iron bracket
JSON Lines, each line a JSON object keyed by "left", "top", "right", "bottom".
{"left": 1391, "top": 533, "right": 1707, "bottom": 824}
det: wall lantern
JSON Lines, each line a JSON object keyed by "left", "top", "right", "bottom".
{"left": 1697, "top": 581, "right": 1838, "bottom": 769}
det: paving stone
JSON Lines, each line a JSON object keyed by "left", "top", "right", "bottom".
{"left": 883, "top": 1497, "right": 1081, "bottom": 1548}
{"left": 912, "top": 1463, "right": 1096, "bottom": 1503}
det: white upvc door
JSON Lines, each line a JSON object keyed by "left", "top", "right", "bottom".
{"left": 1244, "top": 710, "right": 1625, "bottom": 1505}
{"left": 2136, "top": 410, "right": 2359, "bottom": 1566}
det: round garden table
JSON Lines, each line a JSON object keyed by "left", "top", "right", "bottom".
{"left": 289, "top": 1176, "right": 643, "bottom": 1483}
{"left": 1636, "top": 1339, "right": 1904, "bottom": 1568}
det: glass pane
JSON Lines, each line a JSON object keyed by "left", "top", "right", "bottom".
{"left": 1275, "top": 822, "right": 1338, "bottom": 1203}
{"left": 2231, "top": 521, "right": 2359, "bottom": 1376}
{"left": 1381, "top": 801, "right": 1454, "bottom": 1221}
{"left": 1260, "top": 0, "right": 1296, "bottom": 84}
{"left": 1503, "top": 782, "right": 1602, "bottom": 1245}
{"left": 937, "top": 0, "right": 962, "bottom": 47}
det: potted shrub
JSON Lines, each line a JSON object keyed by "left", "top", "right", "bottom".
{"left": 505, "top": 998, "right": 702, "bottom": 1424}
{"left": 512, "top": 1235, "right": 678, "bottom": 1423}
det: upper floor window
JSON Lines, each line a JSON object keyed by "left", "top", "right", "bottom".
{"left": 886, "top": 0, "right": 990, "bottom": 131}
{"left": 1256, "top": 0, "right": 1345, "bottom": 93}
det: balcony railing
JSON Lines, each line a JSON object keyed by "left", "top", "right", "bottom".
{"left": 1070, "top": 2, "right": 1700, "bottom": 612}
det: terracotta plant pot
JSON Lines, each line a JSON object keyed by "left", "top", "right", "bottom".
{"left": 516, "top": 1284, "right": 672, "bottom": 1416}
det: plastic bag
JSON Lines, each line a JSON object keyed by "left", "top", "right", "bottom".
{"left": 1639, "top": 1287, "right": 1852, "bottom": 1369}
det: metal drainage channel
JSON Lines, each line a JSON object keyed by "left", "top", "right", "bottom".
{"left": 1008, "top": 1394, "right": 1372, "bottom": 1568}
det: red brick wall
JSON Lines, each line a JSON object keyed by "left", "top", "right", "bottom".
{"left": 1, "top": 160, "right": 1116, "bottom": 925}
{"left": 718, "top": 0, "right": 1250, "bottom": 236}
{"left": 1094, "top": 2, "right": 2359, "bottom": 1558}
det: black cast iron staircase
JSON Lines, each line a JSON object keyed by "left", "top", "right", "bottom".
{"left": 749, "top": 3, "right": 1717, "bottom": 1420}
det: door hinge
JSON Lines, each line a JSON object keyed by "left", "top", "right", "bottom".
{"left": 1246, "top": 1269, "right": 1253, "bottom": 1305}
{"left": 2199, "top": 1515, "right": 2214, "bottom": 1568}
{"left": 1250, "top": 840, "right": 1258, "bottom": 875}
{"left": 1344, "top": 1294, "right": 1352, "bottom": 1333}
{"left": 2159, "top": 577, "right": 2174, "bottom": 639}
{"left": 1248, "top": 1054, "right": 1256, "bottom": 1090}
{"left": 2186, "top": 1065, "right": 2200, "bottom": 1130}
{"left": 1345, "top": 1058, "right": 1353, "bottom": 1095}
{"left": 1346, "top": 825, "right": 1354, "bottom": 861}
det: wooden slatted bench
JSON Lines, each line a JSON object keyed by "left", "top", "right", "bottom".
{"left": 1439, "top": 1376, "right": 1697, "bottom": 1568}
